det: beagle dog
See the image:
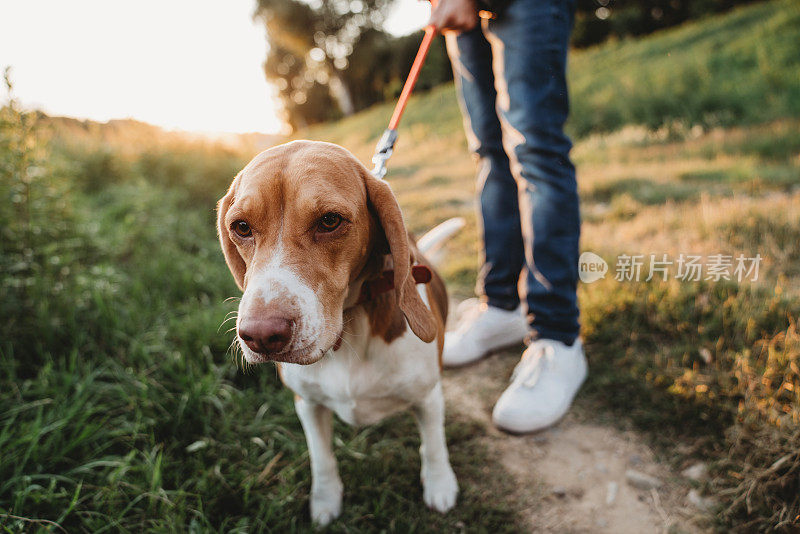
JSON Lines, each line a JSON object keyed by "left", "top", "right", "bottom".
{"left": 217, "top": 140, "right": 459, "bottom": 525}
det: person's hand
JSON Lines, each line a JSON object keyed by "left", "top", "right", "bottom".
{"left": 429, "top": 0, "right": 478, "bottom": 33}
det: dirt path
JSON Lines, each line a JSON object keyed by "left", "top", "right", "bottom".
{"left": 442, "top": 351, "right": 706, "bottom": 533}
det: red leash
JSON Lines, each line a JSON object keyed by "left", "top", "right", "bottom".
{"left": 371, "top": 1, "right": 439, "bottom": 179}
{"left": 388, "top": 25, "right": 437, "bottom": 131}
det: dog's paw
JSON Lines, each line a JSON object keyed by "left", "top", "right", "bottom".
{"left": 310, "top": 479, "right": 343, "bottom": 527}
{"left": 422, "top": 464, "right": 458, "bottom": 513}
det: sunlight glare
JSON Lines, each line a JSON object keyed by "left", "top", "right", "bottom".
{"left": 0, "top": 0, "right": 433, "bottom": 134}
{"left": 0, "top": 0, "right": 285, "bottom": 134}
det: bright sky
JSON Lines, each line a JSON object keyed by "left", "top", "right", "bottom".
{"left": 0, "top": 0, "right": 431, "bottom": 135}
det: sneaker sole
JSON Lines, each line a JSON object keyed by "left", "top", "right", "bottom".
{"left": 492, "top": 411, "right": 567, "bottom": 435}
{"left": 442, "top": 340, "right": 527, "bottom": 369}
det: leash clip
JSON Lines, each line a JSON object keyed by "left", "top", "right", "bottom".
{"left": 371, "top": 128, "right": 398, "bottom": 179}
{"left": 370, "top": 17, "right": 437, "bottom": 179}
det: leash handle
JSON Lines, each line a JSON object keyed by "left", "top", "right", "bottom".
{"left": 372, "top": 0, "right": 438, "bottom": 178}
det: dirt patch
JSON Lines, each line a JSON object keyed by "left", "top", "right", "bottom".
{"left": 442, "top": 351, "right": 706, "bottom": 533}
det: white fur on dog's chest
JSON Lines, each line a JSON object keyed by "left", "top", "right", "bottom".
{"left": 280, "top": 309, "right": 440, "bottom": 426}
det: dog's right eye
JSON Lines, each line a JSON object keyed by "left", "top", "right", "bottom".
{"left": 232, "top": 220, "right": 252, "bottom": 237}
{"left": 317, "top": 212, "right": 343, "bottom": 233}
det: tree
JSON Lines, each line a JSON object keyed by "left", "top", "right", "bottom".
{"left": 255, "top": 0, "right": 395, "bottom": 129}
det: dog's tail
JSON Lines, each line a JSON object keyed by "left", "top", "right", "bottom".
{"left": 417, "top": 217, "right": 466, "bottom": 267}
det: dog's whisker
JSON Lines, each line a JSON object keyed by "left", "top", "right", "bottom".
{"left": 217, "top": 317, "right": 239, "bottom": 333}
{"left": 218, "top": 310, "right": 239, "bottom": 333}
{"left": 339, "top": 337, "right": 359, "bottom": 358}
{"left": 225, "top": 333, "right": 245, "bottom": 371}
{"left": 226, "top": 337, "right": 241, "bottom": 369}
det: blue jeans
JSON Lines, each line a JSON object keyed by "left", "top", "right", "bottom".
{"left": 446, "top": 0, "right": 580, "bottom": 345}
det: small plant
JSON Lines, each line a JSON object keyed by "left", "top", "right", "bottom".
{"left": 0, "top": 70, "right": 79, "bottom": 367}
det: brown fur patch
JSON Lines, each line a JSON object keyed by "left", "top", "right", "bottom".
{"left": 421, "top": 254, "right": 448, "bottom": 369}
{"left": 358, "top": 246, "right": 409, "bottom": 344}
{"left": 364, "top": 289, "right": 408, "bottom": 344}
{"left": 360, "top": 239, "right": 449, "bottom": 347}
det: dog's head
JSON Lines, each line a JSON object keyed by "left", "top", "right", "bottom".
{"left": 217, "top": 140, "right": 436, "bottom": 365}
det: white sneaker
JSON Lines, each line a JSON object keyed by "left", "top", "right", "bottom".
{"left": 442, "top": 299, "right": 529, "bottom": 368}
{"left": 492, "top": 338, "right": 587, "bottom": 433}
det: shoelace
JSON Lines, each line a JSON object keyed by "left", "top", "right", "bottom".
{"left": 511, "top": 343, "right": 556, "bottom": 388}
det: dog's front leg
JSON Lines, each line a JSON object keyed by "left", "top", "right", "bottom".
{"left": 295, "top": 396, "right": 343, "bottom": 526}
{"left": 413, "top": 382, "right": 458, "bottom": 512}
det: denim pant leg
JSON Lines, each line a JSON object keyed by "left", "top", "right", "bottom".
{"left": 446, "top": 28, "right": 525, "bottom": 310}
{"left": 486, "top": 0, "right": 581, "bottom": 344}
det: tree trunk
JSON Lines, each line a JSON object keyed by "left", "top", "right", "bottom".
{"left": 328, "top": 71, "right": 355, "bottom": 116}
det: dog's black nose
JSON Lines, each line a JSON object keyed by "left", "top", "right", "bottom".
{"left": 238, "top": 317, "right": 294, "bottom": 354}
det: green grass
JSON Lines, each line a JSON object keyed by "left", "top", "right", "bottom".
{"left": 568, "top": 0, "right": 800, "bottom": 137}
{"left": 3, "top": 1, "right": 800, "bottom": 531}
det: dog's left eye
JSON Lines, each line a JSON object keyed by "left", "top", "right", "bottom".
{"left": 317, "top": 212, "right": 343, "bottom": 233}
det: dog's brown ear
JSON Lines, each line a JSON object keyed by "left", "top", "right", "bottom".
{"left": 217, "top": 176, "right": 246, "bottom": 290}
{"left": 362, "top": 169, "right": 437, "bottom": 343}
